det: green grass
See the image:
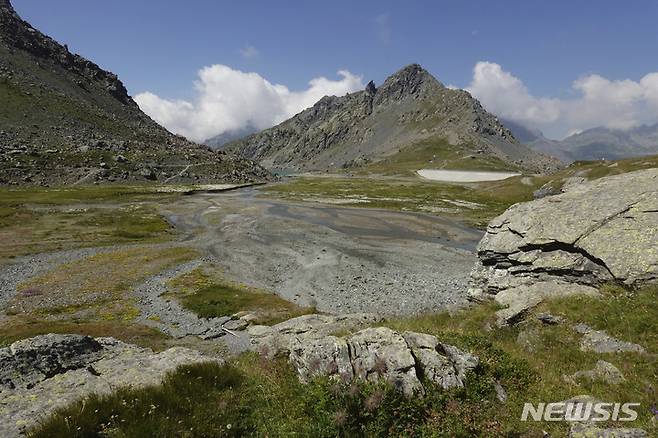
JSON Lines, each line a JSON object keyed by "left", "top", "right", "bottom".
{"left": 541, "top": 283, "right": 657, "bottom": 354}
{"left": 0, "top": 185, "right": 183, "bottom": 261}
{"left": 167, "top": 267, "right": 314, "bottom": 325}
{"left": 361, "top": 137, "right": 521, "bottom": 176}
{"left": 11, "top": 246, "right": 198, "bottom": 320}
{"left": 76, "top": 207, "right": 172, "bottom": 240}
{"left": 27, "top": 354, "right": 529, "bottom": 438}
{"left": 262, "top": 154, "right": 658, "bottom": 229}
{"left": 386, "top": 283, "right": 658, "bottom": 435}
{"left": 25, "top": 284, "right": 657, "bottom": 437}
{"left": 0, "top": 185, "right": 180, "bottom": 207}
{"left": 261, "top": 175, "right": 539, "bottom": 228}
{"left": 0, "top": 319, "right": 170, "bottom": 351}
{"left": 0, "top": 206, "right": 175, "bottom": 260}
{"left": 1, "top": 246, "right": 199, "bottom": 352}
{"left": 534, "top": 154, "right": 658, "bottom": 193}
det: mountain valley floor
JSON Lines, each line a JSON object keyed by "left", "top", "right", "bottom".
{"left": 0, "top": 164, "right": 656, "bottom": 437}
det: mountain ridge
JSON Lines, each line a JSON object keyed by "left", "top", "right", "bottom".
{"left": 0, "top": 0, "right": 269, "bottom": 185}
{"left": 504, "top": 119, "right": 658, "bottom": 162}
{"left": 205, "top": 122, "right": 259, "bottom": 150}
{"left": 224, "top": 64, "right": 560, "bottom": 173}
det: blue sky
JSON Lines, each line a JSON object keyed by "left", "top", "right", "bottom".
{"left": 13, "top": 0, "right": 658, "bottom": 140}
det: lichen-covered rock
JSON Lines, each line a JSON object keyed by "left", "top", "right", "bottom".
{"left": 469, "top": 169, "right": 658, "bottom": 325}
{"left": 248, "top": 313, "right": 382, "bottom": 358}
{"left": 471, "top": 169, "right": 658, "bottom": 297}
{"left": 0, "top": 334, "right": 220, "bottom": 437}
{"left": 0, "top": 334, "right": 103, "bottom": 390}
{"left": 289, "top": 336, "right": 354, "bottom": 383}
{"left": 563, "top": 360, "right": 625, "bottom": 385}
{"left": 574, "top": 324, "right": 646, "bottom": 354}
{"left": 403, "top": 331, "right": 478, "bottom": 390}
{"left": 249, "top": 315, "right": 479, "bottom": 397}
{"left": 493, "top": 281, "right": 599, "bottom": 326}
{"left": 347, "top": 328, "right": 421, "bottom": 396}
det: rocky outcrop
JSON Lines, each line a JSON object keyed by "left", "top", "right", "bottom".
{"left": 0, "top": 334, "right": 104, "bottom": 390}
{"left": 403, "top": 331, "right": 478, "bottom": 390}
{"left": 0, "top": 334, "right": 219, "bottom": 437}
{"left": 248, "top": 314, "right": 478, "bottom": 396}
{"left": 493, "top": 281, "right": 599, "bottom": 327}
{"left": 563, "top": 360, "right": 625, "bottom": 385}
{"left": 248, "top": 313, "right": 382, "bottom": 358}
{"left": 574, "top": 324, "right": 646, "bottom": 354}
{"left": 470, "top": 169, "right": 658, "bottom": 324}
{"left": 225, "top": 64, "right": 559, "bottom": 173}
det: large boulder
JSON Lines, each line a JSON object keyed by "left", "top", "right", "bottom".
{"left": 248, "top": 313, "right": 382, "bottom": 359}
{"left": 249, "top": 314, "right": 478, "bottom": 396}
{"left": 0, "top": 334, "right": 104, "bottom": 390}
{"left": 0, "top": 334, "right": 219, "bottom": 437}
{"left": 469, "top": 169, "right": 658, "bottom": 316}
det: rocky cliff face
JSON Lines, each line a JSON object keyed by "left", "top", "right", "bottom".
{"left": 0, "top": 0, "right": 269, "bottom": 185}
{"left": 226, "top": 64, "right": 560, "bottom": 173}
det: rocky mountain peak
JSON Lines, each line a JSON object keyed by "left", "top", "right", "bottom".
{"left": 374, "top": 63, "right": 444, "bottom": 103}
{"left": 389, "top": 63, "right": 440, "bottom": 84}
{"left": 225, "top": 64, "right": 561, "bottom": 174}
{"left": 365, "top": 80, "right": 377, "bottom": 95}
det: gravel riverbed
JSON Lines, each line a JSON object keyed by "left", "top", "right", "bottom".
{"left": 2, "top": 187, "right": 483, "bottom": 335}
{"left": 160, "top": 189, "right": 483, "bottom": 316}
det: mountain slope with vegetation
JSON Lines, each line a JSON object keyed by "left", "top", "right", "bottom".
{"left": 225, "top": 64, "right": 561, "bottom": 174}
{"left": 0, "top": 0, "right": 268, "bottom": 186}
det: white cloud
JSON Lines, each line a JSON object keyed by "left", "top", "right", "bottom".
{"left": 239, "top": 45, "right": 259, "bottom": 59}
{"left": 466, "top": 61, "right": 658, "bottom": 138}
{"left": 466, "top": 62, "right": 561, "bottom": 127}
{"left": 135, "top": 65, "right": 363, "bottom": 142}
